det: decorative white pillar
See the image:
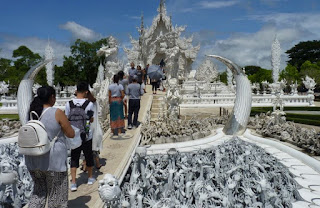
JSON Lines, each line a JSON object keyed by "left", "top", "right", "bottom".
{"left": 271, "top": 36, "right": 281, "bottom": 83}
{"left": 45, "top": 40, "right": 54, "bottom": 86}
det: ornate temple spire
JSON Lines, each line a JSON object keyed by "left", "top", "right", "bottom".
{"left": 140, "top": 12, "right": 144, "bottom": 35}
{"left": 159, "top": 0, "right": 165, "bottom": 18}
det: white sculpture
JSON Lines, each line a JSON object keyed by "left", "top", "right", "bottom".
{"left": 98, "top": 173, "right": 121, "bottom": 207}
{"left": 32, "top": 83, "right": 41, "bottom": 95}
{"left": 290, "top": 81, "right": 298, "bottom": 95}
{"left": 112, "top": 138, "right": 301, "bottom": 207}
{"left": 0, "top": 143, "right": 33, "bottom": 207}
{"left": 45, "top": 40, "right": 54, "bottom": 86}
{"left": 97, "top": 36, "right": 121, "bottom": 79}
{"left": 195, "top": 58, "right": 218, "bottom": 82}
{"left": 303, "top": 75, "right": 316, "bottom": 105}
{"left": 95, "top": 36, "right": 121, "bottom": 132}
{"left": 207, "top": 55, "right": 252, "bottom": 135}
{"left": 271, "top": 36, "right": 281, "bottom": 83}
{"left": 303, "top": 75, "right": 316, "bottom": 93}
{"left": 0, "top": 81, "right": 9, "bottom": 97}
{"left": 249, "top": 113, "right": 320, "bottom": 155}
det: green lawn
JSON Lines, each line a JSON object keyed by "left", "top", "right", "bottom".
{"left": 251, "top": 107, "right": 320, "bottom": 126}
{"left": 0, "top": 114, "right": 19, "bottom": 120}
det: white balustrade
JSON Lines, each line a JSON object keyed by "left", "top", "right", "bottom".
{"left": 181, "top": 94, "right": 314, "bottom": 107}
{"left": 0, "top": 98, "right": 69, "bottom": 113}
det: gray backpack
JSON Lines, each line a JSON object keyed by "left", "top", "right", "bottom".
{"left": 68, "top": 100, "right": 90, "bottom": 141}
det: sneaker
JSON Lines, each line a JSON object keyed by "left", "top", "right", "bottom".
{"left": 70, "top": 183, "right": 77, "bottom": 191}
{"left": 128, "top": 124, "right": 133, "bottom": 129}
{"left": 87, "top": 177, "right": 96, "bottom": 185}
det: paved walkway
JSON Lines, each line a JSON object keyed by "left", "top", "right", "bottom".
{"left": 68, "top": 85, "right": 154, "bottom": 208}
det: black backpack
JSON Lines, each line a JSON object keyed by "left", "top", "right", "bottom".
{"left": 68, "top": 100, "right": 90, "bottom": 141}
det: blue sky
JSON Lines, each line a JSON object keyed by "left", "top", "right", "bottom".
{"left": 0, "top": 0, "right": 319, "bottom": 70}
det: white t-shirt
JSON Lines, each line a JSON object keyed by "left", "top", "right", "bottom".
{"left": 65, "top": 98, "right": 94, "bottom": 139}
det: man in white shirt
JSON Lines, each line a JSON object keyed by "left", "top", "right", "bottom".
{"left": 65, "top": 82, "right": 96, "bottom": 191}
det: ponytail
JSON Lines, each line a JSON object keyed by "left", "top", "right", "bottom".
{"left": 29, "top": 86, "right": 56, "bottom": 120}
{"left": 29, "top": 97, "right": 43, "bottom": 120}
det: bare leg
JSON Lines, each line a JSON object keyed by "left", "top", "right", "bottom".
{"left": 87, "top": 167, "right": 93, "bottom": 178}
{"left": 71, "top": 167, "right": 77, "bottom": 184}
{"left": 82, "top": 160, "right": 87, "bottom": 172}
{"left": 123, "top": 100, "right": 128, "bottom": 118}
{"left": 95, "top": 157, "right": 101, "bottom": 169}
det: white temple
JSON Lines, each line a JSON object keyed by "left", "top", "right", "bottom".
{"left": 124, "top": 0, "right": 200, "bottom": 80}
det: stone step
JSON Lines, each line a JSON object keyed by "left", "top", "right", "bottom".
{"left": 152, "top": 100, "right": 162, "bottom": 104}
{"left": 151, "top": 108, "right": 161, "bottom": 113}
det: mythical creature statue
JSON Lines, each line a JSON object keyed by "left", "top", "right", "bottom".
{"left": 98, "top": 173, "right": 121, "bottom": 207}
{"left": 303, "top": 75, "right": 316, "bottom": 92}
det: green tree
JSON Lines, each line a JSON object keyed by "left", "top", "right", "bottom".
{"left": 279, "top": 64, "right": 300, "bottom": 84}
{"left": 8, "top": 46, "right": 43, "bottom": 90}
{"left": 54, "top": 56, "right": 78, "bottom": 87}
{"left": 69, "top": 38, "right": 108, "bottom": 85}
{"left": 244, "top": 65, "right": 261, "bottom": 76}
{"left": 0, "top": 58, "right": 12, "bottom": 81}
{"left": 244, "top": 66, "right": 273, "bottom": 83}
{"left": 300, "top": 60, "right": 320, "bottom": 87}
{"left": 219, "top": 71, "right": 227, "bottom": 84}
{"left": 286, "top": 40, "right": 320, "bottom": 70}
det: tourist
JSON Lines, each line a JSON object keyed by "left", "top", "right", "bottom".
{"left": 137, "top": 65, "right": 146, "bottom": 93}
{"left": 65, "top": 82, "right": 96, "bottom": 191}
{"left": 128, "top": 62, "right": 137, "bottom": 83}
{"left": 127, "top": 75, "right": 144, "bottom": 129}
{"left": 80, "top": 91, "right": 102, "bottom": 172}
{"left": 118, "top": 71, "right": 129, "bottom": 118}
{"left": 108, "top": 74, "right": 125, "bottom": 135}
{"left": 25, "top": 86, "right": 75, "bottom": 208}
{"left": 136, "top": 65, "right": 143, "bottom": 85}
{"left": 151, "top": 78, "right": 158, "bottom": 94}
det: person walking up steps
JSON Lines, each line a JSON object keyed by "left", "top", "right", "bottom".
{"left": 127, "top": 75, "right": 144, "bottom": 129}
{"left": 128, "top": 62, "right": 137, "bottom": 83}
{"left": 108, "top": 74, "right": 125, "bottom": 136}
{"left": 65, "top": 82, "right": 96, "bottom": 191}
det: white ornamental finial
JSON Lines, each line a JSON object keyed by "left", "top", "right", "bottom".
{"left": 45, "top": 40, "right": 54, "bottom": 86}
{"left": 271, "top": 36, "right": 281, "bottom": 83}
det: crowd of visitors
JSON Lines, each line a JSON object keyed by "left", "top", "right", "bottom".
{"left": 22, "top": 61, "right": 166, "bottom": 207}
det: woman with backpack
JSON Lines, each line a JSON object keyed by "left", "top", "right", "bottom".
{"left": 25, "top": 86, "right": 74, "bottom": 208}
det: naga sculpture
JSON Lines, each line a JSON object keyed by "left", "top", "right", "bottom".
{"left": 17, "top": 59, "right": 52, "bottom": 125}
{"left": 207, "top": 55, "right": 252, "bottom": 135}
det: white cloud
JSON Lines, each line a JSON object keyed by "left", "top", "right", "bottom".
{"left": 167, "top": 0, "right": 238, "bottom": 13}
{"left": 60, "top": 21, "right": 101, "bottom": 42}
{"left": 0, "top": 35, "right": 70, "bottom": 66}
{"left": 195, "top": 12, "right": 320, "bottom": 71}
{"left": 248, "top": 13, "right": 320, "bottom": 35}
{"left": 198, "top": 1, "right": 238, "bottom": 9}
